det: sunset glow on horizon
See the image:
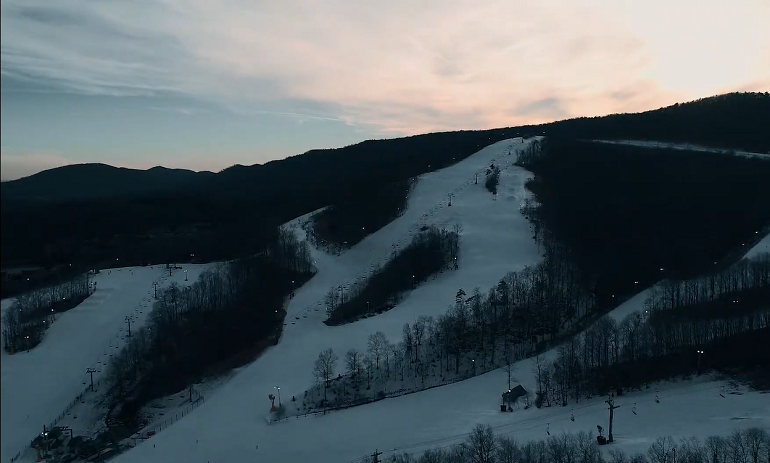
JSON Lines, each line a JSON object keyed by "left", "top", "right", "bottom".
{"left": 2, "top": 0, "right": 768, "bottom": 180}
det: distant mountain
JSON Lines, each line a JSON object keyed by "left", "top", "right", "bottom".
{"left": 1, "top": 163, "right": 213, "bottom": 203}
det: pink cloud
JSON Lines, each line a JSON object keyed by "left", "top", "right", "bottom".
{"left": 2, "top": 0, "right": 769, "bottom": 136}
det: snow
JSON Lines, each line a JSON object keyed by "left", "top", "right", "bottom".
{"left": 4, "top": 136, "right": 768, "bottom": 463}
{"left": 587, "top": 139, "right": 770, "bottom": 159}
{"left": 744, "top": 230, "right": 770, "bottom": 259}
{"left": 0, "top": 264, "right": 212, "bottom": 462}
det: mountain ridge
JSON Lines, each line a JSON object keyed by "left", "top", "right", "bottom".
{"left": 3, "top": 91, "right": 768, "bottom": 204}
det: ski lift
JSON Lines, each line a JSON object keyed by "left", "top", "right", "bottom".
{"left": 546, "top": 423, "right": 550, "bottom": 436}
{"left": 570, "top": 410, "right": 575, "bottom": 422}
{"left": 632, "top": 403, "right": 637, "bottom": 415}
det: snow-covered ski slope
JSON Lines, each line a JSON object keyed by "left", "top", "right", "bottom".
{"left": 0, "top": 264, "right": 212, "bottom": 463}
{"left": 100, "top": 138, "right": 542, "bottom": 463}
{"left": 588, "top": 139, "right": 770, "bottom": 159}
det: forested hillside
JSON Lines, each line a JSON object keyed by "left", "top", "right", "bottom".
{"left": 518, "top": 137, "right": 770, "bottom": 306}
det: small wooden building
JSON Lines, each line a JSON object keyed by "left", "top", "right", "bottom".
{"left": 502, "top": 384, "right": 527, "bottom": 404}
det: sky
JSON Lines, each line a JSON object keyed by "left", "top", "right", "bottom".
{"left": 1, "top": 0, "right": 769, "bottom": 181}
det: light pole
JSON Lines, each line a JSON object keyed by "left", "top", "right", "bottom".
{"left": 606, "top": 394, "right": 620, "bottom": 443}
{"left": 184, "top": 269, "right": 188, "bottom": 281}
{"left": 153, "top": 282, "right": 158, "bottom": 299}
{"left": 125, "top": 316, "right": 132, "bottom": 337}
{"left": 274, "top": 386, "right": 282, "bottom": 407}
{"left": 697, "top": 350, "right": 704, "bottom": 375}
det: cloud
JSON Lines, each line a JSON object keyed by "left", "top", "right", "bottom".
{"left": 514, "top": 98, "right": 569, "bottom": 120}
{"left": 1, "top": 0, "right": 768, "bottom": 135}
{"left": 0, "top": 149, "right": 73, "bottom": 180}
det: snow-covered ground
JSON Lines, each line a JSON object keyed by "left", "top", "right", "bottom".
{"left": 0, "top": 264, "right": 211, "bottom": 463}
{"left": 744, "top": 230, "right": 770, "bottom": 259}
{"left": 588, "top": 139, "right": 770, "bottom": 159}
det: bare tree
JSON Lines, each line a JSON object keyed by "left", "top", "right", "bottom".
{"left": 741, "top": 428, "right": 768, "bottom": 463}
{"left": 647, "top": 436, "right": 676, "bottom": 463}
{"left": 705, "top": 436, "right": 728, "bottom": 463}
{"left": 346, "top": 348, "right": 363, "bottom": 387}
{"left": 496, "top": 436, "right": 520, "bottom": 463}
{"left": 467, "top": 424, "right": 495, "bottom": 463}
{"left": 313, "top": 348, "right": 338, "bottom": 402}
{"left": 677, "top": 437, "right": 705, "bottom": 463}
{"left": 729, "top": 429, "right": 750, "bottom": 463}
{"left": 368, "top": 331, "right": 388, "bottom": 369}
{"left": 608, "top": 449, "right": 628, "bottom": 463}
{"left": 363, "top": 354, "right": 375, "bottom": 389}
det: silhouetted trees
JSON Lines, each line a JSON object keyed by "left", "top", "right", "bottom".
{"left": 369, "top": 426, "right": 769, "bottom": 463}
{"left": 309, "top": 178, "right": 416, "bottom": 251}
{"left": 533, "top": 254, "right": 770, "bottom": 405}
{"left": 325, "top": 227, "right": 460, "bottom": 324}
{"left": 314, "top": 348, "right": 339, "bottom": 403}
{"left": 484, "top": 163, "right": 501, "bottom": 195}
{"left": 2, "top": 274, "right": 91, "bottom": 353}
{"left": 517, "top": 136, "right": 770, "bottom": 307}
{"left": 305, "top": 240, "right": 768, "bottom": 413}
{"left": 1, "top": 127, "right": 518, "bottom": 284}
{"left": 104, "top": 226, "right": 313, "bottom": 425}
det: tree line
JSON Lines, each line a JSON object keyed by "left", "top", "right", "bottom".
{"left": 308, "top": 178, "right": 417, "bottom": 252}
{"left": 325, "top": 226, "right": 460, "bottom": 325}
{"left": 104, "top": 226, "right": 314, "bottom": 426}
{"left": 306, "top": 248, "right": 768, "bottom": 414}
{"left": 516, "top": 136, "right": 770, "bottom": 308}
{"left": 533, "top": 253, "right": 770, "bottom": 408}
{"left": 2, "top": 274, "right": 91, "bottom": 353}
{"left": 368, "top": 423, "right": 770, "bottom": 463}
{"left": 305, "top": 238, "right": 598, "bottom": 410}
